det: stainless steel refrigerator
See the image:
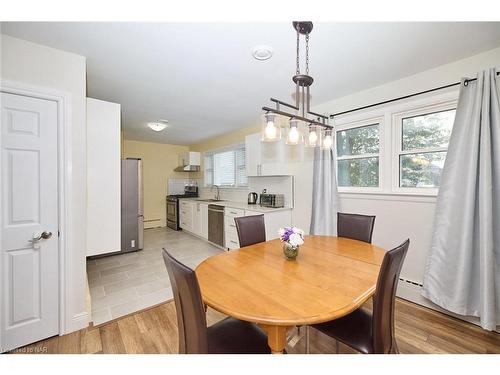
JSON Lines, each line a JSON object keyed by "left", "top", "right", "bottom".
{"left": 121, "top": 158, "right": 144, "bottom": 252}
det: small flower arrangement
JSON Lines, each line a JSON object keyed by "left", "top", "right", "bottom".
{"left": 279, "top": 227, "right": 305, "bottom": 260}
{"left": 279, "top": 227, "right": 305, "bottom": 247}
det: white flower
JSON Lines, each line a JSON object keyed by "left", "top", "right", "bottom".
{"left": 278, "top": 228, "right": 286, "bottom": 237}
{"left": 292, "top": 227, "right": 305, "bottom": 236}
{"left": 288, "top": 233, "right": 304, "bottom": 247}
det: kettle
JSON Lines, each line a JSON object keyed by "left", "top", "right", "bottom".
{"left": 248, "top": 192, "right": 258, "bottom": 205}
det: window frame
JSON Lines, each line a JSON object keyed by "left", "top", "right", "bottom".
{"left": 391, "top": 99, "right": 457, "bottom": 196}
{"left": 335, "top": 116, "right": 385, "bottom": 194}
{"left": 203, "top": 143, "right": 248, "bottom": 189}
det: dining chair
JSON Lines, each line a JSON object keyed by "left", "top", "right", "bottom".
{"left": 310, "top": 239, "right": 410, "bottom": 354}
{"left": 337, "top": 212, "right": 376, "bottom": 243}
{"left": 162, "top": 248, "right": 270, "bottom": 354}
{"left": 234, "top": 214, "right": 266, "bottom": 247}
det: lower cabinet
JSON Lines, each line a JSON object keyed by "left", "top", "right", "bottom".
{"left": 182, "top": 201, "right": 209, "bottom": 240}
{"left": 179, "top": 200, "right": 194, "bottom": 232}
{"left": 224, "top": 209, "right": 292, "bottom": 250}
{"left": 181, "top": 200, "right": 292, "bottom": 251}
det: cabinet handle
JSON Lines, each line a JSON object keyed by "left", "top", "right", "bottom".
{"left": 230, "top": 240, "right": 238, "bottom": 244}
{"left": 230, "top": 224, "right": 235, "bottom": 228}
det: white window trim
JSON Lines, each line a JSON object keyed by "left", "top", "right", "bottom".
{"left": 335, "top": 116, "right": 385, "bottom": 194}
{"left": 391, "top": 99, "right": 457, "bottom": 196}
{"left": 203, "top": 143, "right": 248, "bottom": 189}
{"left": 332, "top": 89, "right": 459, "bottom": 197}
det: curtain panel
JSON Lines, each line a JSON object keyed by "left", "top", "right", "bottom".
{"left": 422, "top": 68, "right": 500, "bottom": 330}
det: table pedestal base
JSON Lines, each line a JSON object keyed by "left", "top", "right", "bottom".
{"left": 259, "top": 324, "right": 292, "bottom": 354}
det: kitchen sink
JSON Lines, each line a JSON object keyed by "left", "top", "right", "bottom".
{"left": 195, "top": 199, "right": 226, "bottom": 202}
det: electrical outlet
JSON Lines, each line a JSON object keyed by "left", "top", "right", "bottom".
{"left": 131, "top": 240, "right": 136, "bottom": 248}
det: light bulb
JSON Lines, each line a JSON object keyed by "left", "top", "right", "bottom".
{"left": 265, "top": 121, "right": 277, "bottom": 139}
{"left": 308, "top": 130, "right": 318, "bottom": 145}
{"left": 323, "top": 134, "right": 333, "bottom": 149}
{"left": 288, "top": 126, "right": 299, "bottom": 144}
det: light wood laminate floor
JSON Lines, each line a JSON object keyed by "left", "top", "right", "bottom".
{"left": 13, "top": 298, "right": 500, "bottom": 354}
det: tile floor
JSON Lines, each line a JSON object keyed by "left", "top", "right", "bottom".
{"left": 87, "top": 227, "right": 223, "bottom": 325}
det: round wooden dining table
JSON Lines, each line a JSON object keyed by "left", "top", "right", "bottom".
{"left": 195, "top": 235, "right": 386, "bottom": 354}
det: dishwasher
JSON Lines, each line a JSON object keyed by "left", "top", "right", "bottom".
{"left": 208, "top": 204, "right": 225, "bottom": 248}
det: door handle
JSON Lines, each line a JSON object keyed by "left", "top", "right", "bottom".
{"left": 29, "top": 231, "right": 52, "bottom": 243}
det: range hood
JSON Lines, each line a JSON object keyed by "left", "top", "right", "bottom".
{"left": 175, "top": 151, "right": 201, "bottom": 172}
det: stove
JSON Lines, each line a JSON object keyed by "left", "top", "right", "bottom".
{"left": 166, "top": 186, "right": 198, "bottom": 230}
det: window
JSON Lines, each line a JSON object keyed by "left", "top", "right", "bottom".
{"left": 204, "top": 144, "right": 247, "bottom": 188}
{"left": 336, "top": 121, "right": 381, "bottom": 189}
{"left": 394, "top": 106, "right": 455, "bottom": 192}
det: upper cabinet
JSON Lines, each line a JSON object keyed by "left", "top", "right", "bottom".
{"left": 175, "top": 151, "right": 201, "bottom": 172}
{"left": 86, "top": 98, "right": 121, "bottom": 256}
{"left": 246, "top": 132, "right": 312, "bottom": 176}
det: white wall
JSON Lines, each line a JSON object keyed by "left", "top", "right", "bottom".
{"left": 86, "top": 98, "right": 121, "bottom": 256}
{"left": 1, "top": 34, "right": 88, "bottom": 333}
{"left": 306, "top": 46, "right": 500, "bottom": 310}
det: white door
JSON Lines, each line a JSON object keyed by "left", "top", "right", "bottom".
{"left": 1, "top": 92, "right": 59, "bottom": 351}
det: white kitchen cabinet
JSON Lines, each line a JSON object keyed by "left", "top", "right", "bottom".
{"left": 192, "top": 202, "right": 208, "bottom": 239}
{"left": 223, "top": 209, "right": 292, "bottom": 250}
{"left": 245, "top": 209, "right": 292, "bottom": 241}
{"left": 224, "top": 208, "right": 244, "bottom": 250}
{"left": 182, "top": 201, "right": 208, "bottom": 239}
{"left": 245, "top": 133, "right": 261, "bottom": 176}
{"left": 86, "top": 98, "right": 121, "bottom": 256}
{"left": 245, "top": 133, "right": 287, "bottom": 176}
{"left": 200, "top": 203, "right": 209, "bottom": 239}
{"left": 179, "top": 200, "right": 194, "bottom": 232}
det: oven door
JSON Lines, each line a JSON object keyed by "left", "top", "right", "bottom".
{"left": 166, "top": 200, "right": 178, "bottom": 230}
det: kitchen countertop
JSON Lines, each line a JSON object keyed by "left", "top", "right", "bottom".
{"left": 179, "top": 197, "right": 293, "bottom": 213}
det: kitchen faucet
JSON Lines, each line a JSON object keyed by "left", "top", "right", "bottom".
{"left": 211, "top": 185, "right": 220, "bottom": 201}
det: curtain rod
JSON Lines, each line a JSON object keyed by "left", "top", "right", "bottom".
{"left": 329, "top": 72, "right": 500, "bottom": 119}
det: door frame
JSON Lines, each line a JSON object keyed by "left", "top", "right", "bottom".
{"left": 0, "top": 80, "right": 74, "bottom": 342}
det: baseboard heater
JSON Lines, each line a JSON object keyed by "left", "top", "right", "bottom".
{"left": 144, "top": 218, "right": 162, "bottom": 229}
{"left": 399, "top": 277, "right": 423, "bottom": 288}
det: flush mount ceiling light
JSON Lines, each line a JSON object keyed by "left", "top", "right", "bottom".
{"left": 260, "top": 21, "right": 332, "bottom": 148}
{"left": 252, "top": 45, "right": 273, "bottom": 61}
{"left": 148, "top": 121, "right": 168, "bottom": 132}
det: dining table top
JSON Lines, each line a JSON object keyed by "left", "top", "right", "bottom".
{"left": 195, "top": 235, "right": 386, "bottom": 327}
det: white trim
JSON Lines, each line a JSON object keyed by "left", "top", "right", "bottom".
{"left": 0, "top": 80, "right": 77, "bottom": 337}
{"left": 332, "top": 90, "right": 460, "bottom": 197}
{"left": 391, "top": 99, "right": 457, "bottom": 196}
{"left": 335, "top": 116, "right": 384, "bottom": 194}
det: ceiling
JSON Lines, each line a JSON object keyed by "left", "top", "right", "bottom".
{"left": 2, "top": 22, "right": 500, "bottom": 145}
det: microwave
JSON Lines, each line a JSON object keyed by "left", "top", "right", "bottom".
{"left": 259, "top": 193, "right": 285, "bottom": 208}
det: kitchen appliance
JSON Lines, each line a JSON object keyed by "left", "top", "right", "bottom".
{"left": 121, "top": 158, "right": 144, "bottom": 252}
{"left": 248, "top": 192, "right": 258, "bottom": 205}
{"left": 260, "top": 193, "right": 285, "bottom": 208}
{"left": 208, "top": 204, "right": 225, "bottom": 248}
{"left": 166, "top": 185, "right": 199, "bottom": 230}
{"left": 174, "top": 151, "right": 201, "bottom": 172}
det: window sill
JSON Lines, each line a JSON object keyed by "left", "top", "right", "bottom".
{"left": 338, "top": 191, "right": 437, "bottom": 203}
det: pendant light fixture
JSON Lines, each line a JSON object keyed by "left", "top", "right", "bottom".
{"left": 321, "top": 129, "right": 333, "bottom": 150}
{"left": 261, "top": 112, "right": 281, "bottom": 142}
{"left": 286, "top": 119, "right": 303, "bottom": 145}
{"left": 305, "top": 124, "right": 321, "bottom": 147}
{"left": 260, "top": 21, "right": 332, "bottom": 148}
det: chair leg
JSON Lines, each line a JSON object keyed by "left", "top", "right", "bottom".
{"left": 390, "top": 340, "right": 399, "bottom": 354}
{"left": 305, "top": 325, "right": 310, "bottom": 354}
{"left": 335, "top": 340, "right": 340, "bottom": 354}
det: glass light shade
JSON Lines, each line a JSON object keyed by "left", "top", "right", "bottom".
{"left": 321, "top": 128, "right": 334, "bottom": 150}
{"left": 261, "top": 113, "right": 281, "bottom": 142}
{"left": 305, "top": 125, "right": 321, "bottom": 147}
{"left": 148, "top": 122, "right": 167, "bottom": 132}
{"left": 285, "top": 119, "right": 304, "bottom": 145}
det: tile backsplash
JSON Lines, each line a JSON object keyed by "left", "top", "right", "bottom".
{"left": 197, "top": 175, "right": 294, "bottom": 207}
